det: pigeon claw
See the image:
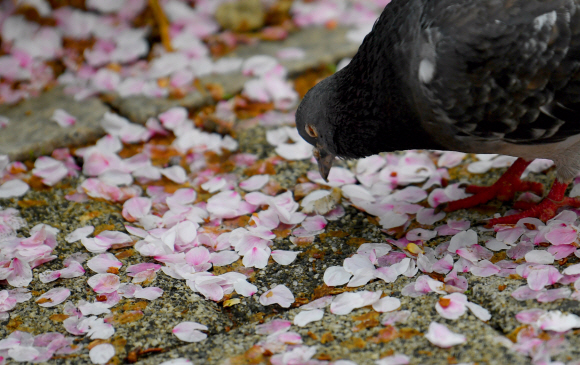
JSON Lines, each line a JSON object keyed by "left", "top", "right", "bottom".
{"left": 313, "top": 145, "right": 335, "bottom": 182}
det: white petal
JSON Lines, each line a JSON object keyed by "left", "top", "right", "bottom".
{"left": 293, "top": 309, "right": 324, "bottom": 327}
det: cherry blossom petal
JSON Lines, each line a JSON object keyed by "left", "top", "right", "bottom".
{"left": 161, "top": 166, "right": 187, "bottom": 184}
{"left": 545, "top": 226, "right": 577, "bottom": 245}
{"left": 470, "top": 260, "right": 501, "bottom": 277}
{"left": 301, "top": 296, "right": 333, "bottom": 310}
{"left": 255, "top": 319, "right": 292, "bottom": 334}
{"left": 239, "top": 175, "right": 269, "bottom": 191}
{"left": 448, "top": 229, "right": 478, "bottom": 252}
{"left": 87, "top": 273, "right": 120, "bottom": 293}
{"left": 293, "top": 309, "right": 324, "bottom": 327}
{"left": 172, "top": 321, "right": 208, "bottom": 342}
{"left": 0, "top": 179, "right": 29, "bottom": 198}
{"left": 537, "top": 311, "right": 580, "bottom": 332}
{"left": 379, "top": 211, "right": 408, "bottom": 229}
{"left": 89, "top": 343, "right": 115, "bottom": 365}
{"left": 375, "top": 354, "right": 410, "bottom": 365}
{"left": 134, "top": 286, "right": 164, "bottom": 300}
{"left": 330, "top": 292, "right": 366, "bottom": 315}
{"left": 323, "top": 266, "right": 352, "bottom": 286}
{"left": 416, "top": 208, "right": 446, "bottom": 225}
{"left": 511, "top": 285, "right": 543, "bottom": 301}
{"left": 242, "top": 246, "right": 271, "bottom": 269}
{"left": 525, "top": 250, "right": 554, "bottom": 264}
{"left": 435, "top": 293, "right": 467, "bottom": 320}
{"left": 438, "top": 151, "right": 466, "bottom": 168}
{"left": 36, "top": 287, "right": 70, "bottom": 307}
{"left": 465, "top": 301, "right": 491, "bottom": 321}
{"left": 65, "top": 226, "right": 94, "bottom": 243}
{"left": 563, "top": 263, "right": 580, "bottom": 275}
{"left": 372, "top": 296, "right": 401, "bottom": 312}
{"left": 271, "top": 250, "right": 300, "bottom": 265}
{"left": 259, "top": 285, "right": 294, "bottom": 308}
{"left": 209, "top": 251, "right": 240, "bottom": 266}
{"left": 51, "top": 109, "right": 76, "bottom": 127}
{"left": 87, "top": 253, "right": 122, "bottom": 274}
{"left": 424, "top": 322, "right": 466, "bottom": 348}
{"left": 122, "top": 197, "right": 152, "bottom": 222}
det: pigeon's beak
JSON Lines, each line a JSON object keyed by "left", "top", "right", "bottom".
{"left": 313, "top": 145, "right": 335, "bottom": 182}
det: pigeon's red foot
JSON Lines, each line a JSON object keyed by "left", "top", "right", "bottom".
{"left": 444, "top": 158, "right": 543, "bottom": 212}
{"left": 485, "top": 180, "right": 580, "bottom": 226}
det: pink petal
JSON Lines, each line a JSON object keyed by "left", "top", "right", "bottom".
{"left": 416, "top": 208, "right": 446, "bottom": 225}
{"left": 371, "top": 296, "right": 401, "bottom": 312}
{"left": 255, "top": 319, "right": 291, "bottom": 334}
{"left": 233, "top": 279, "right": 257, "bottom": 297}
{"left": 406, "top": 228, "right": 437, "bottom": 242}
{"left": 470, "top": 260, "right": 501, "bottom": 277}
{"left": 524, "top": 250, "right": 554, "bottom": 264}
{"left": 87, "top": 253, "right": 122, "bottom": 274}
{"left": 89, "top": 343, "right": 115, "bottom": 365}
{"left": 545, "top": 226, "right": 577, "bottom": 245}
{"left": 172, "top": 321, "right": 208, "bottom": 342}
{"left": 293, "top": 309, "right": 324, "bottom": 327}
{"left": 379, "top": 211, "right": 408, "bottom": 229}
{"left": 301, "top": 296, "right": 333, "bottom": 310}
{"left": 65, "top": 226, "right": 94, "bottom": 243}
{"left": 330, "top": 292, "right": 365, "bottom": 315}
{"left": 32, "top": 157, "right": 68, "bottom": 186}
{"left": 448, "top": 229, "right": 478, "bottom": 252}
{"left": 0, "top": 179, "right": 29, "bottom": 198}
{"left": 375, "top": 354, "right": 410, "bottom": 365}
{"left": 239, "top": 175, "right": 269, "bottom": 191}
{"left": 301, "top": 215, "right": 327, "bottom": 234}
{"left": 275, "top": 141, "right": 313, "bottom": 160}
{"left": 435, "top": 293, "right": 467, "bottom": 320}
{"left": 259, "top": 285, "right": 294, "bottom": 308}
{"left": 323, "top": 266, "right": 352, "bottom": 286}
{"left": 465, "top": 301, "right": 491, "bottom": 321}
{"left": 437, "top": 152, "right": 466, "bottom": 168}
{"left": 185, "top": 247, "right": 210, "bottom": 266}
{"left": 537, "top": 311, "right": 580, "bottom": 332}
{"left": 547, "top": 244, "right": 576, "bottom": 260}
{"left": 511, "top": 285, "right": 543, "bottom": 301}
{"left": 209, "top": 251, "right": 240, "bottom": 266}
{"left": 424, "top": 322, "right": 466, "bottom": 348}
{"left": 36, "top": 287, "right": 70, "bottom": 307}
{"left": 87, "top": 273, "right": 120, "bottom": 293}
{"left": 563, "top": 263, "right": 580, "bottom": 275}
{"left": 537, "top": 287, "right": 571, "bottom": 302}
{"left": 7, "top": 258, "right": 33, "bottom": 287}
{"left": 122, "top": 197, "right": 152, "bottom": 222}
{"left": 271, "top": 250, "right": 300, "bottom": 265}
{"left": 242, "top": 246, "right": 271, "bottom": 269}
{"left": 516, "top": 309, "right": 546, "bottom": 324}
{"left": 341, "top": 184, "right": 375, "bottom": 202}
{"left": 51, "top": 109, "right": 77, "bottom": 127}
{"left": 161, "top": 166, "right": 187, "bottom": 184}
{"left": 159, "top": 108, "right": 188, "bottom": 130}
{"left": 134, "top": 286, "right": 164, "bottom": 300}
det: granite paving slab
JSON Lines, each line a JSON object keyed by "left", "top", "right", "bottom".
{"left": 0, "top": 87, "right": 109, "bottom": 162}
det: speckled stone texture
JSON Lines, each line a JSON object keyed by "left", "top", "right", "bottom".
{"left": 2, "top": 26, "right": 577, "bottom": 365}
{"left": 0, "top": 87, "right": 109, "bottom": 162}
{"left": 108, "top": 26, "right": 360, "bottom": 124}
{"left": 0, "top": 176, "right": 546, "bottom": 365}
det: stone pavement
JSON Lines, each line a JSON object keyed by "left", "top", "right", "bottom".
{"left": 2, "top": 19, "right": 580, "bottom": 365}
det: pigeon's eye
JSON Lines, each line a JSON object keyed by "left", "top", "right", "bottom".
{"left": 305, "top": 124, "right": 318, "bottom": 138}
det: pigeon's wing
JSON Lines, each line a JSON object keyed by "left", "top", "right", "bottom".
{"left": 418, "top": 0, "right": 580, "bottom": 144}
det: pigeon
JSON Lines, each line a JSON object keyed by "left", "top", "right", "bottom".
{"left": 296, "top": 0, "right": 580, "bottom": 226}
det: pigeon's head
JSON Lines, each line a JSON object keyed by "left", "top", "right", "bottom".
{"left": 296, "top": 76, "right": 339, "bottom": 181}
